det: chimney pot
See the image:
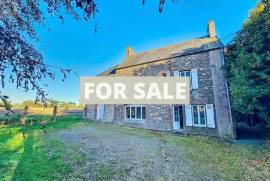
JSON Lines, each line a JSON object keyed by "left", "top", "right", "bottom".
{"left": 208, "top": 20, "right": 216, "bottom": 38}
{"left": 126, "top": 46, "right": 134, "bottom": 57}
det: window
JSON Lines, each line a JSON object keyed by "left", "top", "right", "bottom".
{"left": 136, "top": 107, "right": 141, "bottom": 119}
{"left": 179, "top": 70, "right": 192, "bottom": 88}
{"left": 131, "top": 107, "right": 135, "bottom": 118}
{"left": 192, "top": 105, "right": 206, "bottom": 127}
{"left": 126, "top": 107, "right": 130, "bottom": 119}
{"left": 142, "top": 107, "right": 145, "bottom": 119}
{"left": 125, "top": 105, "right": 146, "bottom": 120}
{"left": 179, "top": 70, "right": 191, "bottom": 78}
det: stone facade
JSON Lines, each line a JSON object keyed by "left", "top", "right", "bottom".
{"left": 103, "top": 105, "right": 114, "bottom": 122}
{"left": 85, "top": 21, "right": 235, "bottom": 139}
{"left": 209, "top": 49, "right": 235, "bottom": 138}
{"left": 85, "top": 105, "right": 96, "bottom": 120}
{"left": 115, "top": 51, "right": 219, "bottom": 136}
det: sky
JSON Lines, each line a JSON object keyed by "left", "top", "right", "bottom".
{"left": 4, "top": 0, "right": 257, "bottom": 104}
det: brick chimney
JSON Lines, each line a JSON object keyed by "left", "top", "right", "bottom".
{"left": 208, "top": 20, "right": 216, "bottom": 38}
{"left": 126, "top": 46, "right": 134, "bottom": 57}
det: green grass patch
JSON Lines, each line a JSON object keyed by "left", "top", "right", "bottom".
{"left": 0, "top": 115, "right": 86, "bottom": 181}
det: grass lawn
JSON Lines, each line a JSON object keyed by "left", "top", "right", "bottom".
{"left": 0, "top": 115, "right": 85, "bottom": 181}
{"left": 0, "top": 115, "right": 269, "bottom": 180}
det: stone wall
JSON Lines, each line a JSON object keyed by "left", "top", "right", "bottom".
{"left": 115, "top": 51, "right": 219, "bottom": 135}
{"left": 85, "top": 105, "right": 96, "bottom": 120}
{"left": 209, "top": 49, "right": 235, "bottom": 139}
{"left": 113, "top": 104, "right": 172, "bottom": 131}
{"left": 86, "top": 104, "right": 114, "bottom": 123}
{"left": 103, "top": 105, "right": 114, "bottom": 122}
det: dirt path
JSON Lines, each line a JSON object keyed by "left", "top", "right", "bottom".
{"left": 46, "top": 124, "right": 200, "bottom": 181}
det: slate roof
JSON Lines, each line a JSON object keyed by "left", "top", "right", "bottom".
{"left": 98, "top": 65, "right": 118, "bottom": 76}
{"left": 98, "top": 36, "right": 223, "bottom": 75}
{"left": 117, "top": 37, "right": 223, "bottom": 69}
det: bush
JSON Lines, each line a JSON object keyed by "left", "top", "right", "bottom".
{"left": 0, "top": 115, "right": 20, "bottom": 125}
{"left": 25, "top": 115, "right": 50, "bottom": 126}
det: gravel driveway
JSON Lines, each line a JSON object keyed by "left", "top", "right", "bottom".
{"left": 46, "top": 123, "right": 204, "bottom": 181}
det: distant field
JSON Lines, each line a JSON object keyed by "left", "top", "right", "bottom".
{"left": 0, "top": 108, "right": 83, "bottom": 116}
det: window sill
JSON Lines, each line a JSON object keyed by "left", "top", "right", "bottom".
{"left": 124, "top": 119, "right": 146, "bottom": 123}
{"left": 192, "top": 124, "right": 206, "bottom": 128}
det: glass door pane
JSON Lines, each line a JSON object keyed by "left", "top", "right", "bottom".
{"left": 193, "top": 106, "right": 199, "bottom": 125}
{"left": 199, "top": 106, "right": 206, "bottom": 125}
{"left": 174, "top": 107, "right": 179, "bottom": 122}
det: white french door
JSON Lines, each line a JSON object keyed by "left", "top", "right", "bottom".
{"left": 173, "top": 106, "right": 184, "bottom": 130}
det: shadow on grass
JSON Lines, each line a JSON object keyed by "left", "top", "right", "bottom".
{"left": 1, "top": 115, "right": 85, "bottom": 180}
{"left": 10, "top": 131, "right": 72, "bottom": 180}
{"left": 0, "top": 130, "right": 25, "bottom": 180}
{"left": 11, "top": 132, "right": 34, "bottom": 181}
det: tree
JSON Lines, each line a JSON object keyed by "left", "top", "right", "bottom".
{"left": 59, "top": 101, "right": 77, "bottom": 109}
{"left": 52, "top": 104, "right": 57, "bottom": 122}
{"left": 0, "top": 0, "right": 169, "bottom": 111}
{"left": 0, "top": 0, "right": 97, "bottom": 111}
{"left": 0, "top": 99, "right": 12, "bottom": 114}
{"left": 22, "top": 100, "right": 44, "bottom": 108}
{"left": 226, "top": 0, "right": 270, "bottom": 127}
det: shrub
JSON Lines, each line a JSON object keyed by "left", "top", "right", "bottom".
{"left": 0, "top": 115, "right": 20, "bottom": 125}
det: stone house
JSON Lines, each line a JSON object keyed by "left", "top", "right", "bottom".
{"left": 85, "top": 21, "right": 235, "bottom": 139}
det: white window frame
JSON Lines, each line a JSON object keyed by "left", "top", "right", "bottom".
{"left": 125, "top": 105, "right": 145, "bottom": 121}
{"left": 192, "top": 105, "right": 207, "bottom": 127}
{"left": 179, "top": 70, "right": 192, "bottom": 88}
{"left": 179, "top": 70, "right": 191, "bottom": 77}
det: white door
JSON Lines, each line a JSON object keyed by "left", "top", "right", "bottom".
{"left": 96, "top": 104, "right": 104, "bottom": 120}
{"left": 173, "top": 106, "right": 180, "bottom": 130}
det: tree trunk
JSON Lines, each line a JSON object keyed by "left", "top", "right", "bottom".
{"left": 52, "top": 105, "right": 57, "bottom": 122}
